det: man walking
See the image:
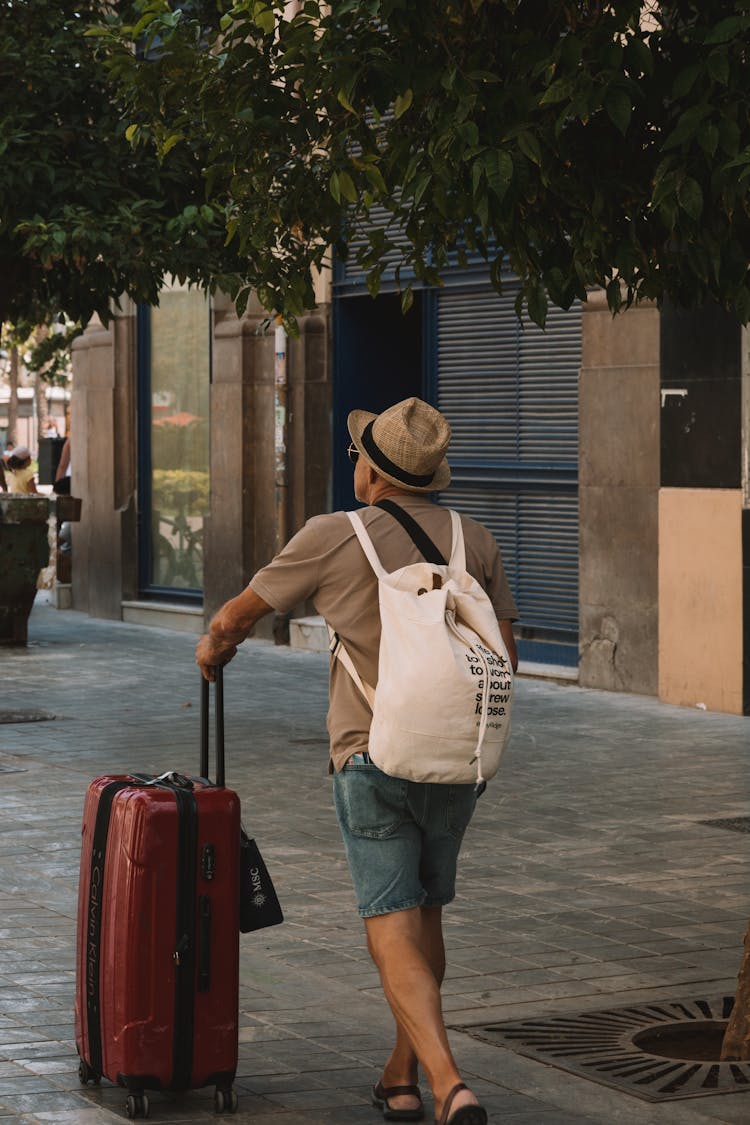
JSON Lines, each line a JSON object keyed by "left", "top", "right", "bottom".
{"left": 196, "top": 397, "right": 518, "bottom": 1125}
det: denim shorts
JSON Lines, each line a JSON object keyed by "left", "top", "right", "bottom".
{"left": 332, "top": 757, "right": 478, "bottom": 918}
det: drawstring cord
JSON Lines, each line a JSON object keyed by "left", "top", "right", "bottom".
{"left": 446, "top": 611, "right": 490, "bottom": 791}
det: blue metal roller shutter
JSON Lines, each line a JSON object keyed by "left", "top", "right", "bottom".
{"left": 434, "top": 283, "right": 581, "bottom": 664}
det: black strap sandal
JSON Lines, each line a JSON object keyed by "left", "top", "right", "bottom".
{"left": 434, "top": 1083, "right": 488, "bottom": 1125}
{"left": 372, "top": 1079, "right": 425, "bottom": 1121}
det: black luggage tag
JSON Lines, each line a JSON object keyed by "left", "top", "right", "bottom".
{"left": 239, "top": 829, "right": 284, "bottom": 933}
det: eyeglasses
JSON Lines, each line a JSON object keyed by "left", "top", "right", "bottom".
{"left": 347, "top": 443, "right": 360, "bottom": 464}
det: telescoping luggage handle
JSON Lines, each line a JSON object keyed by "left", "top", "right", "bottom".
{"left": 200, "top": 667, "right": 225, "bottom": 787}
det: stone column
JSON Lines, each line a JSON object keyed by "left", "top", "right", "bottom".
{"left": 203, "top": 298, "right": 331, "bottom": 638}
{"left": 578, "top": 292, "right": 660, "bottom": 694}
{"left": 203, "top": 299, "right": 276, "bottom": 634}
{"left": 288, "top": 307, "right": 331, "bottom": 536}
{"left": 70, "top": 303, "right": 137, "bottom": 618}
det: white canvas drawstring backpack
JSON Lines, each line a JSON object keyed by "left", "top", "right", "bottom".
{"left": 330, "top": 500, "right": 514, "bottom": 789}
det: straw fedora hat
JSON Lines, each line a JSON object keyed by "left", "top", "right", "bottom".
{"left": 347, "top": 397, "right": 451, "bottom": 492}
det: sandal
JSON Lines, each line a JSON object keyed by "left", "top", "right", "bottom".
{"left": 372, "top": 1079, "right": 425, "bottom": 1121}
{"left": 434, "top": 1083, "right": 487, "bottom": 1125}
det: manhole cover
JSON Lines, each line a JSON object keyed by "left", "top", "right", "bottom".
{"left": 700, "top": 817, "right": 750, "bottom": 834}
{"left": 0, "top": 709, "right": 56, "bottom": 724}
{"left": 459, "top": 996, "right": 750, "bottom": 1102}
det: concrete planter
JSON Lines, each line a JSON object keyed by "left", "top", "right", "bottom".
{"left": 0, "top": 495, "right": 53, "bottom": 644}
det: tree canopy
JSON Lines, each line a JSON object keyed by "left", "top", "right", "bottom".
{"left": 3, "top": 1, "right": 750, "bottom": 328}
{"left": 0, "top": 0, "right": 248, "bottom": 327}
{"left": 102, "top": 0, "right": 750, "bottom": 327}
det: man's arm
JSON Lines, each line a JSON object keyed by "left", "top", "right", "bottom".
{"left": 196, "top": 586, "right": 274, "bottom": 681}
{"left": 499, "top": 619, "right": 518, "bottom": 673}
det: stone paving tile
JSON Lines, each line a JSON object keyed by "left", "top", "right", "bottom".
{"left": 1, "top": 601, "right": 749, "bottom": 1123}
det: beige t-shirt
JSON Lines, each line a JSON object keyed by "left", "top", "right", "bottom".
{"left": 250, "top": 495, "right": 519, "bottom": 771}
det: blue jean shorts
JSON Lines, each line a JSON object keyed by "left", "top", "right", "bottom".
{"left": 332, "top": 756, "right": 478, "bottom": 918}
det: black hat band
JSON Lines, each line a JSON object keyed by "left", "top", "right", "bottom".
{"left": 361, "top": 420, "right": 435, "bottom": 487}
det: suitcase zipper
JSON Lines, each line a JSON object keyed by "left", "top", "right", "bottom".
{"left": 171, "top": 787, "right": 198, "bottom": 1090}
{"left": 82, "top": 780, "right": 134, "bottom": 1081}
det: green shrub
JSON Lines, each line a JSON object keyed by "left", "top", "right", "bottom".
{"left": 152, "top": 469, "right": 209, "bottom": 515}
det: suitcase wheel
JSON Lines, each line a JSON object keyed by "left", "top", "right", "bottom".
{"left": 214, "top": 1086, "right": 238, "bottom": 1115}
{"left": 125, "top": 1093, "right": 149, "bottom": 1119}
{"left": 78, "top": 1060, "right": 100, "bottom": 1086}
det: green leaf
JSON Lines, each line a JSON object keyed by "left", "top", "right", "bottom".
{"left": 476, "top": 191, "right": 489, "bottom": 234}
{"left": 413, "top": 172, "right": 432, "bottom": 208}
{"left": 125, "top": 124, "right": 139, "bottom": 143}
{"left": 337, "top": 88, "right": 356, "bottom": 114}
{"left": 719, "top": 118, "right": 741, "bottom": 157}
{"left": 526, "top": 282, "right": 548, "bottom": 328}
{"left": 517, "top": 132, "right": 541, "bottom": 165}
{"left": 672, "top": 63, "right": 703, "bottom": 99}
{"left": 394, "top": 89, "right": 413, "bottom": 119}
{"left": 698, "top": 124, "right": 719, "bottom": 158}
{"left": 401, "top": 286, "right": 414, "bottom": 314}
{"left": 364, "top": 165, "right": 387, "bottom": 195}
{"left": 678, "top": 177, "right": 703, "bottom": 220}
{"left": 472, "top": 160, "right": 484, "bottom": 199}
{"left": 706, "top": 49, "right": 730, "bottom": 86}
{"left": 558, "top": 35, "right": 582, "bottom": 70}
{"left": 338, "top": 171, "right": 357, "bottom": 203}
{"left": 605, "top": 89, "right": 631, "bottom": 136}
{"left": 329, "top": 172, "right": 341, "bottom": 204}
{"left": 490, "top": 254, "right": 504, "bottom": 293}
{"left": 539, "top": 77, "right": 575, "bottom": 106}
{"left": 224, "top": 218, "right": 239, "bottom": 247}
{"left": 161, "top": 134, "right": 182, "bottom": 156}
{"left": 705, "top": 16, "right": 744, "bottom": 45}
{"left": 663, "top": 105, "right": 713, "bottom": 151}
{"left": 366, "top": 269, "right": 381, "bottom": 299}
{"left": 253, "top": 5, "right": 275, "bottom": 35}
{"left": 484, "top": 150, "right": 513, "bottom": 200}
{"left": 606, "top": 277, "right": 623, "bottom": 313}
{"left": 235, "top": 288, "right": 250, "bottom": 317}
{"left": 457, "top": 121, "right": 479, "bottom": 147}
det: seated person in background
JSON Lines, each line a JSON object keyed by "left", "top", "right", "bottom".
{"left": 5, "top": 446, "right": 38, "bottom": 494}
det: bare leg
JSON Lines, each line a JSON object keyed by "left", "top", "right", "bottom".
{"left": 366, "top": 906, "right": 479, "bottom": 1120}
{"left": 377, "top": 906, "right": 445, "bottom": 1111}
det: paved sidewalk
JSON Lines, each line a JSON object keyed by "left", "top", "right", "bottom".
{"left": 1, "top": 598, "right": 749, "bottom": 1124}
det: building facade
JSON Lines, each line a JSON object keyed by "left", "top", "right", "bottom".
{"left": 69, "top": 278, "right": 749, "bottom": 716}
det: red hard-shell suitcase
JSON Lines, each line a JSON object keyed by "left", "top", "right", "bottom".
{"left": 75, "top": 673, "right": 241, "bottom": 1118}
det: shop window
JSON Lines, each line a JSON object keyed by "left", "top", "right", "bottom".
{"left": 137, "top": 287, "right": 211, "bottom": 598}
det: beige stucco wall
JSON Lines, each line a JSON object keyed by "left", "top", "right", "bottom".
{"left": 659, "top": 487, "right": 744, "bottom": 713}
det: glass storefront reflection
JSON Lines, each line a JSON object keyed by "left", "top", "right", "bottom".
{"left": 149, "top": 286, "right": 210, "bottom": 590}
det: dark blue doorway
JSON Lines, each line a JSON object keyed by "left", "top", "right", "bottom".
{"left": 332, "top": 293, "right": 425, "bottom": 510}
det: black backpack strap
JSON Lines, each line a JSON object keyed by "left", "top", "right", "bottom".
{"left": 374, "top": 499, "right": 447, "bottom": 566}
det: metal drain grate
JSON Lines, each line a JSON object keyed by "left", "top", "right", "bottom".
{"left": 0, "top": 709, "right": 56, "bottom": 724}
{"left": 700, "top": 817, "right": 750, "bottom": 834}
{"left": 459, "top": 996, "right": 750, "bottom": 1102}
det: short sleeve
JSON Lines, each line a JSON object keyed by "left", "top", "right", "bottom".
{"left": 248, "top": 518, "right": 325, "bottom": 613}
{"left": 486, "top": 548, "right": 519, "bottom": 620}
